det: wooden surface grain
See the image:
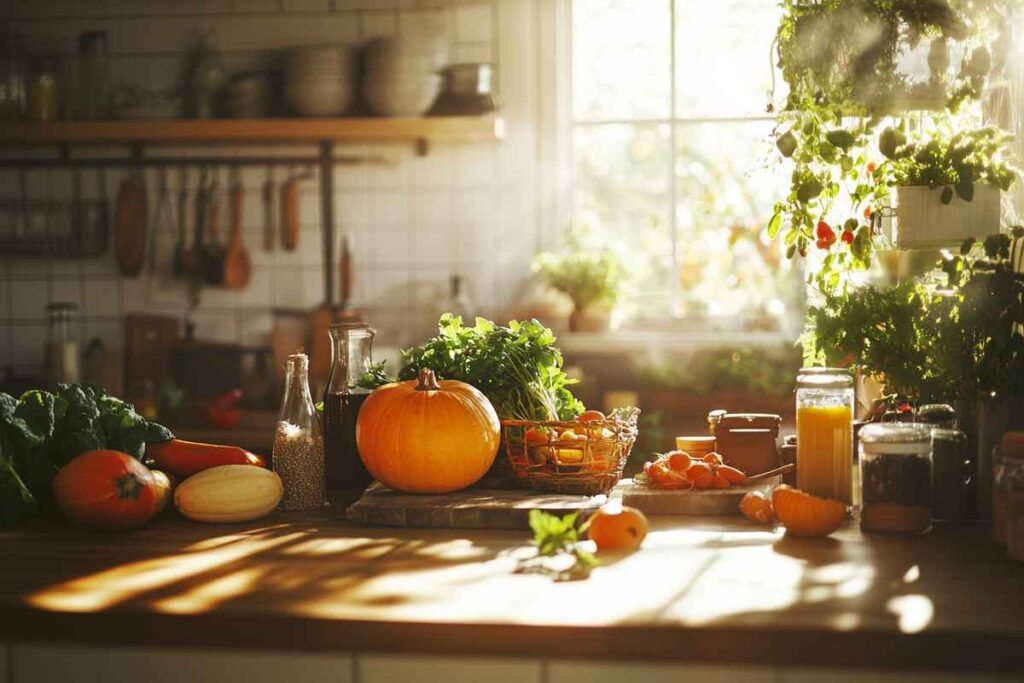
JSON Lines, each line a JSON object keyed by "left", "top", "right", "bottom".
{"left": 0, "top": 510, "right": 1021, "bottom": 672}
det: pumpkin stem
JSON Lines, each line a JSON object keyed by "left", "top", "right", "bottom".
{"left": 415, "top": 368, "right": 442, "bottom": 391}
{"left": 116, "top": 473, "right": 143, "bottom": 500}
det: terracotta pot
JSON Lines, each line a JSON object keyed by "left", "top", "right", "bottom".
{"left": 568, "top": 308, "right": 611, "bottom": 333}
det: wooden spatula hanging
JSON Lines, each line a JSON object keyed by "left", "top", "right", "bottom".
{"left": 223, "top": 168, "right": 251, "bottom": 289}
{"left": 115, "top": 171, "right": 148, "bottom": 277}
{"left": 280, "top": 171, "right": 299, "bottom": 252}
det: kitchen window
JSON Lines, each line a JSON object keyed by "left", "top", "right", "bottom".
{"left": 568, "top": 0, "right": 801, "bottom": 331}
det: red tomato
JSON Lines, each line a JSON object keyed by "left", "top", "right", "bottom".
{"left": 53, "top": 450, "right": 161, "bottom": 530}
{"left": 525, "top": 428, "right": 550, "bottom": 446}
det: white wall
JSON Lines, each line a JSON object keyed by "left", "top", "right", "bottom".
{"left": 0, "top": 0, "right": 544, "bottom": 374}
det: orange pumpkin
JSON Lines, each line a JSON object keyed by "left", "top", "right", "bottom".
{"left": 52, "top": 449, "right": 162, "bottom": 530}
{"left": 772, "top": 485, "right": 846, "bottom": 537}
{"left": 356, "top": 368, "right": 500, "bottom": 493}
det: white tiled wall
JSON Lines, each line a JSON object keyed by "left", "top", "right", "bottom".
{"left": 0, "top": 0, "right": 537, "bottom": 374}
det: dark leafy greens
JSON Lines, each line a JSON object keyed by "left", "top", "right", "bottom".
{"left": 0, "top": 383, "right": 174, "bottom": 526}
{"left": 399, "top": 316, "right": 584, "bottom": 421}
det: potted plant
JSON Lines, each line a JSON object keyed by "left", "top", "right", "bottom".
{"left": 886, "top": 126, "right": 1016, "bottom": 248}
{"left": 533, "top": 249, "right": 623, "bottom": 332}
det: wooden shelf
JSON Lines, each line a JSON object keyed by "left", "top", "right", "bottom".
{"left": 0, "top": 116, "right": 504, "bottom": 146}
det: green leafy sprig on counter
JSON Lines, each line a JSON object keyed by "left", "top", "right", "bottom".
{"left": 399, "top": 315, "right": 584, "bottom": 422}
{"left": 0, "top": 384, "right": 174, "bottom": 526}
{"left": 515, "top": 509, "right": 598, "bottom": 581}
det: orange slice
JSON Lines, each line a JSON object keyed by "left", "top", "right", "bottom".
{"left": 771, "top": 485, "right": 846, "bottom": 537}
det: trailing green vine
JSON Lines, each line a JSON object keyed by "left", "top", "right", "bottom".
{"left": 767, "top": 0, "right": 1019, "bottom": 296}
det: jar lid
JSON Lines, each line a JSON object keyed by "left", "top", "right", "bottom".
{"left": 859, "top": 422, "right": 931, "bottom": 444}
{"left": 1002, "top": 432, "right": 1024, "bottom": 460}
{"left": 796, "top": 367, "right": 853, "bottom": 388}
{"left": 916, "top": 403, "right": 956, "bottom": 424}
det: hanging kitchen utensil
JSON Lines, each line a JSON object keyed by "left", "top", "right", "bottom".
{"left": 148, "top": 167, "right": 174, "bottom": 273}
{"left": 280, "top": 166, "right": 300, "bottom": 252}
{"left": 173, "top": 166, "right": 189, "bottom": 277}
{"left": 262, "top": 165, "right": 275, "bottom": 253}
{"left": 223, "top": 166, "right": 251, "bottom": 289}
{"left": 114, "top": 167, "right": 148, "bottom": 277}
{"left": 184, "top": 166, "right": 209, "bottom": 280}
{"left": 203, "top": 167, "right": 225, "bottom": 285}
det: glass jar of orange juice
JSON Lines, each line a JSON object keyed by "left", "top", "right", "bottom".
{"left": 796, "top": 368, "right": 854, "bottom": 504}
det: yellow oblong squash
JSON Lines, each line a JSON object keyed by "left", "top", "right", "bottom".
{"left": 174, "top": 465, "right": 282, "bottom": 523}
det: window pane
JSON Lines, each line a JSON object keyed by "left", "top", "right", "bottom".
{"left": 573, "top": 0, "right": 671, "bottom": 121}
{"left": 675, "top": 121, "right": 799, "bottom": 324}
{"left": 674, "top": 0, "right": 782, "bottom": 118}
{"left": 573, "top": 123, "right": 673, "bottom": 316}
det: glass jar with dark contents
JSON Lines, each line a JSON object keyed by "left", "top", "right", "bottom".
{"left": 859, "top": 423, "right": 932, "bottom": 534}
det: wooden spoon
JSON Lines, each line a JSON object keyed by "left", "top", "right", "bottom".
{"left": 743, "top": 463, "right": 795, "bottom": 484}
{"left": 223, "top": 174, "right": 251, "bottom": 289}
{"left": 114, "top": 171, "right": 148, "bottom": 277}
{"left": 280, "top": 174, "right": 299, "bottom": 251}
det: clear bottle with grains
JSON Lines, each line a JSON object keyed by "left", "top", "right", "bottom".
{"left": 273, "top": 353, "right": 325, "bottom": 511}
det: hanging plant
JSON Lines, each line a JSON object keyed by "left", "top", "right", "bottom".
{"left": 767, "top": 0, "right": 1018, "bottom": 295}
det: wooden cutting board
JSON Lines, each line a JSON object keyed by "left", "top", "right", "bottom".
{"left": 348, "top": 483, "right": 609, "bottom": 530}
{"left": 621, "top": 476, "right": 781, "bottom": 516}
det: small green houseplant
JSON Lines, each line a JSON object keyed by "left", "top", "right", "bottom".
{"left": 533, "top": 249, "right": 623, "bottom": 332}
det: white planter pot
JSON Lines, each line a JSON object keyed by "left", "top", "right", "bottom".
{"left": 894, "top": 184, "right": 1001, "bottom": 249}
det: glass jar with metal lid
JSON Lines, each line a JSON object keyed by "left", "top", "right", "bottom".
{"left": 796, "top": 368, "right": 854, "bottom": 503}
{"left": 859, "top": 423, "right": 932, "bottom": 534}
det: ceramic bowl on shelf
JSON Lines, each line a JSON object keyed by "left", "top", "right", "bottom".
{"left": 364, "top": 36, "right": 449, "bottom": 74}
{"left": 364, "top": 74, "right": 441, "bottom": 117}
{"left": 283, "top": 44, "right": 355, "bottom": 117}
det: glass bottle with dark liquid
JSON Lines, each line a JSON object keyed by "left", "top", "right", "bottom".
{"left": 323, "top": 322, "right": 375, "bottom": 495}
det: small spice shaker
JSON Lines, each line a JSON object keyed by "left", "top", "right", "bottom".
{"left": 273, "top": 353, "right": 326, "bottom": 511}
{"left": 992, "top": 432, "right": 1024, "bottom": 545}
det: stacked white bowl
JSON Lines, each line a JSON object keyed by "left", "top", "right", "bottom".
{"left": 284, "top": 44, "right": 355, "bottom": 117}
{"left": 363, "top": 36, "right": 447, "bottom": 117}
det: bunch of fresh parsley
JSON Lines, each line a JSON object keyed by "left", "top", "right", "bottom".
{"left": 399, "top": 315, "right": 584, "bottom": 422}
{"left": 0, "top": 383, "right": 174, "bottom": 526}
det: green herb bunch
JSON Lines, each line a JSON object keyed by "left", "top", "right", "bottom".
{"left": 517, "top": 509, "right": 598, "bottom": 581}
{"left": 803, "top": 229, "right": 1024, "bottom": 402}
{"left": 0, "top": 383, "right": 174, "bottom": 526}
{"left": 399, "top": 315, "right": 584, "bottom": 422}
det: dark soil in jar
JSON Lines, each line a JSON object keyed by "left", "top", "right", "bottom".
{"left": 862, "top": 454, "right": 931, "bottom": 507}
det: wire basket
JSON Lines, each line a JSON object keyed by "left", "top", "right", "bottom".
{"left": 502, "top": 406, "right": 640, "bottom": 495}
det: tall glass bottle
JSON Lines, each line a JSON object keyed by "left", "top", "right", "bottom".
{"left": 273, "top": 353, "right": 325, "bottom": 510}
{"left": 796, "top": 368, "right": 854, "bottom": 504}
{"left": 323, "top": 322, "right": 375, "bottom": 493}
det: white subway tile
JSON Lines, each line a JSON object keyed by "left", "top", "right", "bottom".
{"left": 363, "top": 228, "right": 410, "bottom": 267}
{"left": 369, "top": 151, "right": 411, "bottom": 187}
{"left": 83, "top": 279, "right": 122, "bottom": 317}
{"left": 360, "top": 10, "right": 397, "bottom": 38}
{"left": 396, "top": 8, "right": 452, "bottom": 39}
{"left": 238, "top": 269, "right": 274, "bottom": 307}
{"left": 233, "top": 0, "right": 283, "bottom": 12}
{"left": 274, "top": 267, "right": 323, "bottom": 308}
{"left": 412, "top": 189, "right": 453, "bottom": 225}
{"left": 282, "top": 0, "right": 330, "bottom": 11}
{"left": 454, "top": 143, "right": 496, "bottom": 186}
{"left": 369, "top": 190, "right": 410, "bottom": 227}
{"left": 191, "top": 311, "right": 239, "bottom": 343}
{"left": 48, "top": 279, "right": 83, "bottom": 308}
{"left": 10, "top": 323, "right": 46, "bottom": 367}
{"left": 10, "top": 280, "right": 48, "bottom": 321}
{"left": 409, "top": 144, "right": 456, "bottom": 187}
{"left": 453, "top": 2, "right": 490, "bottom": 42}
{"left": 240, "top": 311, "right": 274, "bottom": 344}
{"left": 359, "top": 654, "right": 539, "bottom": 683}
{"left": 453, "top": 41, "right": 493, "bottom": 63}
{"left": 10, "top": 644, "right": 354, "bottom": 683}
{"left": 335, "top": 189, "right": 370, "bottom": 227}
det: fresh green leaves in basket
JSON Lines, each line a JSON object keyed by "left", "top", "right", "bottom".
{"left": 400, "top": 315, "right": 584, "bottom": 422}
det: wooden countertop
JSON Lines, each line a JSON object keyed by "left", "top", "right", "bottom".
{"left": 0, "top": 510, "right": 1021, "bottom": 673}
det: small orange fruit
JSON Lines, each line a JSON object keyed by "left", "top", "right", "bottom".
{"left": 666, "top": 451, "right": 692, "bottom": 473}
{"left": 739, "top": 491, "right": 774, "bottom": 524}
{"left": 587, "top": 504, "right": 649, "bottom": 551}
{"left": 576, "top": 410, "right": 606, "bottom": 423}
{"left": 702, "top": 452, "right": 724, "bottom": 465}
{"left": 771, "top": 485, "right": 846, "bottom": 537}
